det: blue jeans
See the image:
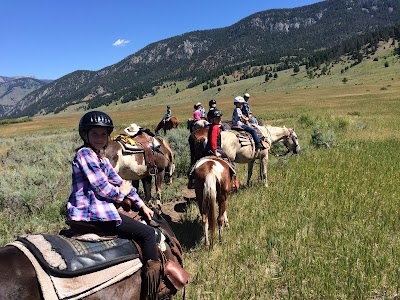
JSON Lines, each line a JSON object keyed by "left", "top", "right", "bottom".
{"left": 241, "top": 124, "right": 261, "bottom": 144}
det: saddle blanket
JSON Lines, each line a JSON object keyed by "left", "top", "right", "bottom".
{"left": 17, "top": 234, "right": 139, "bottom": 275}
{"left": 9, "top": 241, "right": 142, "bottom": 300}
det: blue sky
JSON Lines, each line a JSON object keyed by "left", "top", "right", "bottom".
{"left": 2, "top": 0, "right": 322, "bottom": 80}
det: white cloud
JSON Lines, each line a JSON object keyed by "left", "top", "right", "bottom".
{"left": 112, "top": 39, "right": 130, "bottom": 47}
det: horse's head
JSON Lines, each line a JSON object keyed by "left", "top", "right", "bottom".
{"left": 282, "top": 128, "right": 301, "bottom": 154}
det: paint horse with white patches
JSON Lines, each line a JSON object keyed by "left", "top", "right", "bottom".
{"left": 193, "top": 156, "right": 234, "bottom": 248}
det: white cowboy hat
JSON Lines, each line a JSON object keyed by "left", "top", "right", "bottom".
{"left": 196, "top": 102, "right": 202, "bottom": 106}
{"left": 124, "top": 123, "right": 142, "bottom": 136}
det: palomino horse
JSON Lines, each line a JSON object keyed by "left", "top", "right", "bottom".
{"left": 107, "top": 135, "right": 175, "bottom": 201}
{"left": 189, "top": 125, "right": 300, "bottom": 187}
{"left": 0, "top": 209, "right": 185, "bottom": 300}
{"left": 193, "top": 156, "right": 233, "bottom": 247}
{"left": 155, "top": 117, "right": 179, "bottom": 134}
{"left": 187, "top": 119, "right": 208, "bottom": 133}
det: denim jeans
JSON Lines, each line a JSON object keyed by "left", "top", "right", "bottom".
{"left": 241, "top": 124, "right": 261, "bottom": 144}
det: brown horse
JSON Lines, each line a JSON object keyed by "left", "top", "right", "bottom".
{"left": 189, "top": 125, "right": 300, "bottom": 187}
{"left": 155, "top": 117, "right": 179, "bottom": 134}
{"left": 0, "top": 209, "right": 185, "bottom": 300}
{"left": 194, "top": 156, "right": 233, "bottom": 248}
{"left": 107, "top": 135, "right": 175, "bottom": 201}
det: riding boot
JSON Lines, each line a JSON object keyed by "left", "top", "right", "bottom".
{"left": 142, "top": 260, "right": 173, "bottom": 300}
{"left": 142, "top": 260, "right": 162, "bottom": 300}
{"left": 256, "top": 142, "right": 266, "bottom": 150}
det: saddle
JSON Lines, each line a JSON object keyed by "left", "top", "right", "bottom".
{"left": 230, "top": 127, "right": 270, "bottom": 150}
{"left": 113, "top": 132, "right": 159, "bottom": 176}
{"left": 11, "top": 208, "right": 188, "bottom": 299}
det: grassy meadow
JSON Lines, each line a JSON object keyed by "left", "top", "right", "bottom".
{"left": 1, "top": 42, "right": 400, "bottom": 299}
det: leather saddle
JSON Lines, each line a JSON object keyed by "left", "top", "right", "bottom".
{"left": 114, "top": 131, "right": 158, "bottom": 175}
{"left": 230, "top": 127, "right": 270, "bottom": 149}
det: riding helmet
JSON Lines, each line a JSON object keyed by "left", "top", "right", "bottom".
{"left": 244, "top": 93, "right": 250, "bottom": 98}
{"left": 207, "top": 109, "right": 222, "bottom": 119}
{"left": 79, "top": 110, "right": 114, "bottom": 137}
{"left": 209, "top": 99, "right": 217, "bottom": 107}
{"left": 234, "top": 96, "right": 245, "bottom": 103}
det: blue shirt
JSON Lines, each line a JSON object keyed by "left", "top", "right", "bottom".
{"left": 242, "top": 102, "right": 251, "bottom": 117}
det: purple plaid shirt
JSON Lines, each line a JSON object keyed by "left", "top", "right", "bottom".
{"left": 67, "top": 147, "right": 144, "bottom": 225}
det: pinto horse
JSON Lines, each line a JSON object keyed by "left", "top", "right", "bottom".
{"left": 194, "top": 156, "right": 233, "bottom": 247}
{"left": 155, "top": 117, "right": 179, "bottom": 134}
{"left": 106, "top": 135, "right": 175, "bottom": 201}
{"left": 189, "top": 125, "right": 300, "bottom": 187}
{"left": 0, "top": 209, "right": 185, "bottom": 300}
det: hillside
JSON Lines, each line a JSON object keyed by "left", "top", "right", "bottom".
{"left": 3, "top": 0, "right": 400, "bottom": 119}
{"left": 0, "top": 76, "right": 49, "bottom": 116}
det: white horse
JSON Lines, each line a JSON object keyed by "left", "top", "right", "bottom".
{"left": 189, "top": 125, "right": 300, "bottom": 187}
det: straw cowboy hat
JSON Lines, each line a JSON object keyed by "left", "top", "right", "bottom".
{"left": 196, "top": 102, "right": 202, "bottom": 106}
{"left": 124, "top": 123, "right": 142, "bottom": 136}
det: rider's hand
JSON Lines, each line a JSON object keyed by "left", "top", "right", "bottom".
{"left": 141, "top": 205, "right": 154, "bottom": 221}
{"left": 215, "top": 152, "right": 222, "bottom": 157}
{"left": 120, "top": 180, "right": 132, "bottom": 195}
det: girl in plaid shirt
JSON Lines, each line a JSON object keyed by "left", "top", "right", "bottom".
{"left": 67, "top": 111, "right": 167, "bottom": 297}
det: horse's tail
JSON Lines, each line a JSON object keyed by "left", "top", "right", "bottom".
{"left": 203, "top": 169, "right": 217, "bottom": 247}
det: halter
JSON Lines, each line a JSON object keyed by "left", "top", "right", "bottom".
{"left": 269, "top": 128, "right": 299, "bottom": 157}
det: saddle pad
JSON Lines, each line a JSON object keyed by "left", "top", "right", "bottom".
{"left": 9, "top": 241, "right": 142, "bottom": 300}
{"left": 17, "top": 234, "right": 139, "bottom": 277}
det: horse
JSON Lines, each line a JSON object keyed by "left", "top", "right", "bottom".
{"left": 155, "top": 117, "right": 179, "bottom": 134}
{"left": 187, "top": 119, "right": 208, "bottom": 133}
{"left": 188, "top": 125, "right": 300, "bottom": 187}
{"left": 107, "top": 135, "right": 175, "bottom": 202}
{"left": 193, "top": 156, "right": 233, "bottom": 247}
{"left": 0, "top": 208, "right": 185, "bottom": 300}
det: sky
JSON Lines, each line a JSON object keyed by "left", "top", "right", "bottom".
{"left": 2, "top": 0, "right": 323, "bottom": 80}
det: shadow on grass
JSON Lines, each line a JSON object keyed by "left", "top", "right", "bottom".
{"left": 161, "top": 199, "right": 203, "bottom": 250}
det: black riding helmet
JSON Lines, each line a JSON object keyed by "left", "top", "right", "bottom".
{"left": 209, "top": 99, "right": 217, "bottom": 107}
{"left": 79, "top": 110, "right": 114, "bottom": 140}
{"left": 207, "top": 109, "right": 222, "bottom": 120}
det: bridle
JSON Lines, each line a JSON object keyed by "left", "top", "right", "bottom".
{"left": 269, "top": 128, "right": 299, "bottom": 157}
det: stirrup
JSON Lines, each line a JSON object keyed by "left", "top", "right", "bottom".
{"left": 149, "top": 167, "right": 157, "bottom": 176}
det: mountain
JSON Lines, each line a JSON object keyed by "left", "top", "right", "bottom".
{"left": 0, "top": 76, "right": 51, "bottom": 117}
{"left": 3, "top": 0, "right": 400, "bottom": 119}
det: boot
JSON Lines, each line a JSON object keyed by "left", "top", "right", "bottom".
{"left": 142, "top": 260, "right": 162, "bottom": 300}
{"left": 256, "top": 142, "right": 265, "bottom": 150}
{"left": 142, "top": 260, "right": 172, "bottom": 300}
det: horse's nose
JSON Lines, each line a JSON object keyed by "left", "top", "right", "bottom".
{"left": 295, "top": 146, "right": 301, "bottom": 154}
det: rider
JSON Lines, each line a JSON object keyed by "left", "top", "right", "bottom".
{"left": 67, "top": 110, "right": 166, "bottom": 299}
{"left": 242, "top": 93, "right": 258, "bottom": 125}
{"left": 207, "top": 99, "right": 217, "bottom": 122}
{"left": 193, "top": 103, "right": 202, "bottom": 121}
{"left": 188, "top": 109, "right": 237, "bottom": 189}
{"left": 197, "top": 102, "right": 206, "bottom": 119}
{"left": 162, "top": 105, "right": 171, "bottom": 124}
{"left": 232, "top": 96, "right": 265, "bottom": 150}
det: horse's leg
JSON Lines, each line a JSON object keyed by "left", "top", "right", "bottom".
{"left": 132, "top": 179, "right": 140, "bottom": 190}
{"left": 247, "top": 161, "right": 255, "bottom": 186}
{"left": 155, "top": 170, "right": 164, "bottom": 201}
{"left": 217, "top": 192, "right": 229, "bottom": 243}
{"left": 260, "top": 153, "right": 269, "bottom": 187}
{"left": 141, "top": 176, "right": 152, "bottom": 202}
